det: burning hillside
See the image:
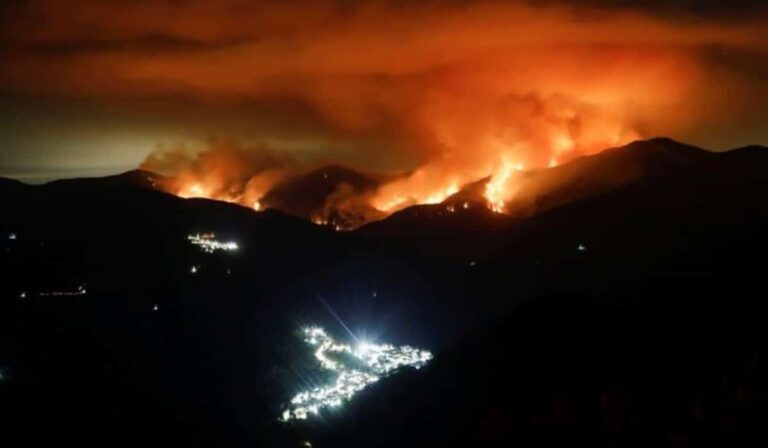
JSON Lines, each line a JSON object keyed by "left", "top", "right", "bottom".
{"left": 142, "top": 98, "right": 646, "bottom": 228}
{"left": 129, "top": 0, "right": 727, "bottom": 229}
{"left": 143, "top": 128, "right": 640, "bottom": 229}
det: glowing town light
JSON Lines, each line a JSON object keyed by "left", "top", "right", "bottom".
{"left": 356, "top": 341, "right": 374, "bottom": 356}
{"left": 8, "top": 233, "right": 16, "bottom": 240}
{"left": 253, "top": 201, "right": 262, "bottom": 211}
{"left": 38, "top": 285, "right": 87, "bottom": 297}
{"left": 190, "top": 265, "right": 199, "bottom": 274}
{"left": 152, "top": 304, "right": 159, "bottom": 312}
{"left": 280, "top": 326, "right": 432, "bottom": 422}
{"left": 187, "top": 233, "right": 239, "bottom": 253}
{"left": 19, "top": 291, "right": 26, "bottom": 299}
{"left": 577, "top": 243, "right": 587, "bottom": 252}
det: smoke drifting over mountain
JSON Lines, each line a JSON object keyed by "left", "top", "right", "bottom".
{"left": 140, "top": 139, "right": 294, "bottom": 208}
{"left": 2, "top": 1, "right": 767, "bottom": 190}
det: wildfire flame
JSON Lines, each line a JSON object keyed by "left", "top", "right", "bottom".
{"left": 485, "top": 159, "right": 524, "bottom": 213}
{"left": 360, "top": 96, "right": 641, "bottom": 217}
{"left": 145, "top": 81, "right": 641, "bottom": 226}
{"left": 152, "top": 119, "right": 638, "bottom": 225}
{"left": 15, "top": 0, "right": 757, "bottom": 228}
{"left": 179, "top": 183, "right": 208, "bottom": 199}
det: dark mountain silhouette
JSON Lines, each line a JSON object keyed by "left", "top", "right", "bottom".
{"left": 260, "top": 164, "right": 386, "bottom": 228}
{"left": 309, "top": 292, "right": 768, "bottom": 447}
{"left": 0, "top": 176, "right": 28, "bottom": 191}
{"left": 1, "top": 169, "right": 343, "bottom": 446}
{"left": 303, "top": 141, "right": 768, "bottom": 447}
{"left": 436, "top": 137, "right": 712, "bottom": 213}
{"left": 358, "top": 200, "right": 510, "bottom": 259}
{"left": 44, "top": 169, "right": 165, "bottom": 190}
{"left": 0, "top": 170, "right": 335, "bottom": 301}
{"left": 440, "top": 137, "right": 711, "bottom": 214}
{"left": 501, "top": 137, "right": 714, "bottom": 216}
{"left": 1, "top": 138, "right": 767, "bottom": 447}
{"left": 0, "top": 177, "right": 31, "bottom": 222}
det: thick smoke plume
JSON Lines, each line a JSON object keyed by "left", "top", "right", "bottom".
{"left": 140, "top": 139, "right": 295, "bottom": 209}
{"left": 7, "top": 0, "right": 762, "bottom": 224}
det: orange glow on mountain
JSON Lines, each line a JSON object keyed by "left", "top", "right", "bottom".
{"left": 367, "top": 99, "right": 640, "bottom": 216}
{"left": 1, "top": 0, "right": 766, "bottom": 184}
{"left": 66, "top": 0, "right": 755, "bottom": 227}
{"left": 179, "top": 183, "right": 208, "bottom": 199}
{"left": 152, "top": 102, "right": 641, "bottom": 224}
{"left": 485, "top": 159, "right": 522, "bottom": 214}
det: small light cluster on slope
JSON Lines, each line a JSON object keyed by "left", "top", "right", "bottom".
{"left": 38, "top": 285, "right": 87, "bottom": 297}
{"left": 187, "top": 233, "right": 239, "bottom": 253}
{"left": 281, "top": 326, "right": 432, "bottom": 422}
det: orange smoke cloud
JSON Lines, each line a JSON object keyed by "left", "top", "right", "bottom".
{"left": 4, "top": 1, "right": 767, "bottom": 220}
{"left": 371, "top": 85, "right": 644, "bottom": 213}
{"left": 141, "top": 138, "right": 294, "bottom": 208}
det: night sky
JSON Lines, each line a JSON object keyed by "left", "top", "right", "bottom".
{"left": 1, "top": 0, "right": 767, "bottom": 182}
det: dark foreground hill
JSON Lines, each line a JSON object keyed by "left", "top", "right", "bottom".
{"left": 306, "top": 141, "right": 768, "bottom": 447}
{"left": 1, "top": 139, "right": 767, "bottom": 447}
{"left": 308, "top": 293, "right": 767, "bottom": 447}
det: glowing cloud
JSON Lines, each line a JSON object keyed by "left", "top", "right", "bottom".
{"left": 4, "top": 1, "right": 766, "bottom": 220}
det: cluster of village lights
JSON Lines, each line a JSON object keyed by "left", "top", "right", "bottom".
{"left": 187, "top": 233, "right": 239, "bottom": 253}
{"left": 281, "top": 326, "right": 432, "bottom": 422}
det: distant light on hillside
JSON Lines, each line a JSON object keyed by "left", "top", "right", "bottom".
{"left": 188, "top": 233, "right": 239, "bottom": 253}
{"left": 38, "top": 285, "right": 87, "bottom": 297}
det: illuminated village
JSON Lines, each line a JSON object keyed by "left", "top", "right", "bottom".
{"left": 281, "top": 327, "right": 432, "bottom": 422}
{"left": 187, "top": 233, "right": 239, "bottom": 253}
